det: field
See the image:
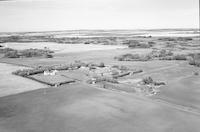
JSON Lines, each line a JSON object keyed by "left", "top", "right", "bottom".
{"left": 0, "top": 42, "right": 126, "bottom": 54}
{"left": 0, "top": 29, "right": 200, "bottom": 132}
{"left": 0, "top": 63, "right": 46, "bottom": 97}
{"left": 0, "top": 84, "right": 200, "bottom": 132}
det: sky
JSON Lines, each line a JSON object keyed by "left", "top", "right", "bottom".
{"left": 0, "top": 0, "right": 199, "bottom": 32}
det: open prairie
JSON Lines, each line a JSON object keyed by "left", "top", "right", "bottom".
{"left": 0, "top": 29, "right": 199, "bottom": 132}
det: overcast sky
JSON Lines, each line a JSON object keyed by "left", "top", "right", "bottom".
{"left": 0, "top": 0, "right": 199, "bottom": 32}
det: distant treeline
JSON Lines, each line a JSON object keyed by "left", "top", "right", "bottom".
{"left": 0, "top": 48, "right": 54, "bottom": 58}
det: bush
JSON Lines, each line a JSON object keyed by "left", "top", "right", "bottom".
{"left": 154, "top": 82, "right": 166, "bottom": 86}
{"left": 150, "top": 49, "right": 173, "bottom": 58}
{"left": 74, "top": 60, "right": 89, "bottom": 67}
{"left": 44, "top": 54, "right": 53, "bottom": 58}
{"left": 89, "top": 62, "right": 105, "bottom": 68}
{"left": 99, "top": 62, "right": 105, "bottom": 67}
{"left": 165, "top": 42, "right": 175, "bottom": 48}
{"left": 159, "top": 56, "right": 174, "bottom": 60}
{"left": 123, "top": 40, "right": 152, "bottom": 48}
{"left": 141, "top": 76, "right": 165, "bottom": 86}
{"left": 189, "top": 60, "right": 200, "bottom": 67}
{"left": 193, "top": 53, "right": 200, "bottom": 60}
{"left": 54, "top": 65, "right": 69, "bottom": 70}
{"left": 122, "top": 40, "right": 139, "bottom": 45}
{"left": 13, "top": 69, "right": 27, "bottom": 76}
{"left": 173, "top": 54, "right": 187, "bottom": 60}
{"left": 194, "top": 72, "right": 199, "bottom": 76}
{"left": 158, "top": 49, "right": 173, "bottom": 57}
{"left": 158, "top": 37, "right": 192, "bottom": 42}
{"left": 188, "top": 58, "right": 196, "bottom": 65}
{"left": 2, "top": 48, "right": 54, "bottom": 58}
{"left": 128, "top": 43, "right": 151, "bottom": 48}
{"left": 123, "top": 53, "right": 140, "bottom": 60}
{"left": 20, "top": 49, "right": 51, "bottom": 57}
{"left": 84, "top": 41, "right": 92, "bottom": 44}
{"left": 4, "top": 50, "right": 19, "bottom": 58}
{"left": 159, "top": 54, "right": 187, "bottom": 61}
{"left": 148, "top": 41, "right": 156, "bottom": 45}
{"left": 87, "top": 77, "right": 119, "bottom": 84}
{"left": 142, "top": 77, "right": 154, "bottom": 84}
{"left": 188, "top": 53, "right": 200, "bottom": 67}
{"left": 195, "top": 61, "right": 200, "bottom": 67}
{"left": 0, "top": 48, "right": 15, "bottom": 54}
{"left": 115, "top": 53, "right": 151, "bottom": 61}
{"left": 158, "top": 37, "right": 176, "bottom": 41}
{"left": 13, "top": 61, "right": 91, "bottom": 77}
{"left": 177, "top": 37, "right": 193, "bottom": 41}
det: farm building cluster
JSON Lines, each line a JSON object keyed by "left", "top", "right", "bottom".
{"left": 13, "top": 61, "right": 165, "bottom": 96}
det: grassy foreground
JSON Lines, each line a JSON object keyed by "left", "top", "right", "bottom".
{"left": 0, "top": 84, "right": 200, "bottom": 132}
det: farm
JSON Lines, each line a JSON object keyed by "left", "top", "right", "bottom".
{"left": 0, "top": 29, "right": 200, "bottom": 132}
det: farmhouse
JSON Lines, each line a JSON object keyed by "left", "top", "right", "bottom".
{"left": 44, "top": 70, "right": 58, "bottom": 76}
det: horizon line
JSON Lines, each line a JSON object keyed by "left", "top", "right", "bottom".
{"left": 0, "top": 28, "right": 199, "bottom": 34}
